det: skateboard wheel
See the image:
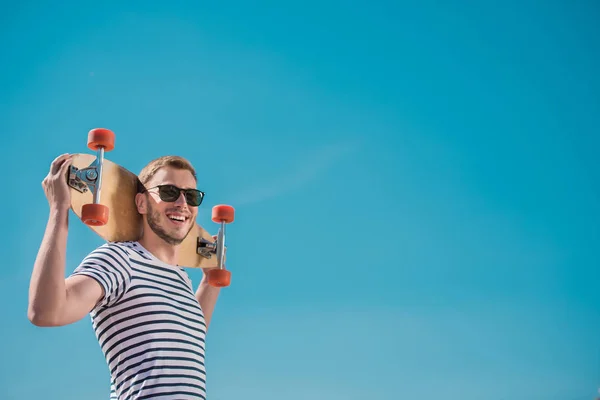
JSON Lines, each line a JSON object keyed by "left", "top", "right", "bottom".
{"left": 81, "top": 203, "right": 109, "bottom": 226}
{"left": 212, "top": 205, "right": 235, "bottom": 223}
{"left": 87, "top": 128, "right": 115, "bottom": 152}
{"left": 206, "top": 268, "right": 231, "bottom": 288}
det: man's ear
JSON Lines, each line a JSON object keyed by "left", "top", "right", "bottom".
{"left": 135, "top": 193, "right": 147, "bottom": 214}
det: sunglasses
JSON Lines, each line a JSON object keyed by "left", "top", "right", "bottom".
{"left": 145, "top": 184, "right": 205, "bottom": 207}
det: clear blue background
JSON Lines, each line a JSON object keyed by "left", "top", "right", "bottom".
{"left": 1, "top": 1, "right": 599, "bottom": 399}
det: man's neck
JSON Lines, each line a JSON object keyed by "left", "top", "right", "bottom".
{"left": 138, "top": 235, "right": 179, "bottom": 266}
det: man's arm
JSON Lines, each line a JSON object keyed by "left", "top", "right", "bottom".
{"left": 195, "top": 276, "right": 221, "bottom": 330}
{"left": 28, "top": 154, "right": 104, "bottom": 327}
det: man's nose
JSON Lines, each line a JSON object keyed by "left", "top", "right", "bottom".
{"left": 174, "top": 192, "right": 187, "bottom": 205}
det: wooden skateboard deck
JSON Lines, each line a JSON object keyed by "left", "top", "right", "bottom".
{"left": 69, "top": 153, "right": 221, "bottom": 270}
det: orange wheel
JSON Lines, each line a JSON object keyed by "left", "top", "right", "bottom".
{"left": 212, "top": 205, "right": 235, "bottom": 223}
{"left": 87, "top": 128, "right": 115, "bottom": 152}
{"left": 81, "top": 203, "right": 109, "bottom": 226}
{"left": 206, "top": 268, "right": 231, "bottom": 287}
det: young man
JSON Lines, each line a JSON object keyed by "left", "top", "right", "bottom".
{"left": 28, "top": 153, "right": 221, "bottom": 400}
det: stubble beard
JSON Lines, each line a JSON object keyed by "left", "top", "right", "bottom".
{"left": 146, "top": 203, "right": 193, "bottom": 246}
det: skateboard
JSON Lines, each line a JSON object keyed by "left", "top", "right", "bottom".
{"left": 66, "top": 128, "right": 234, "bottom": 287}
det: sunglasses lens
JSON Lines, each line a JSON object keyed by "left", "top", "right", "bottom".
{"left": 186, "top": 190, "right": 203, "bottom": 206}
{"left": 158, "top": 185, "right": 181, "bottom": 201}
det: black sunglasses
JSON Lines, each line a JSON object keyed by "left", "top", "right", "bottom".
{"left": 145, "top": 184, "right": 205, "bottom": 207}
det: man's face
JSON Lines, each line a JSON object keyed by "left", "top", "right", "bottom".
{"left": 140, "top": 167, "right": 199, "bottom": 245}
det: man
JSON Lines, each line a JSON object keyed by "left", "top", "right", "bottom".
{"left": 28, "top": 153, "right": 221, "bottom": 399}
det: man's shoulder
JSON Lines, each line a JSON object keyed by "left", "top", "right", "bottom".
{"left": 74, "top": 242, "right": 135, "bottom": 278}
{"left": 113, "top": 241, "right": 154, "bottom": 260}
{"left": 85, "top": 241, "right": 135, "bottom": 265}
{"left": 96, "top": 241, "right": 158, "bottom": 265}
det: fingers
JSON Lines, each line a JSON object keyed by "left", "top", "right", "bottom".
{"left": 59, "top": 155, "right": 73, "bottom": 175}
{"left": 42, "top": 154, "right": 72, "bottom": 188}
{"left": 50, "top": 154, "right": 71, "bottom": 175}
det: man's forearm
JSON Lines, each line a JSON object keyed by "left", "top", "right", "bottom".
{"left": 28, "top": 209, "right": 69, "bottom": 326}
{"left": 195, "top": 279, "right": 221, "bottom": 330}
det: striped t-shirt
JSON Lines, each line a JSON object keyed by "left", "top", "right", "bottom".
{"left": 71, "top": 241, "right": 207, "bottom": 400}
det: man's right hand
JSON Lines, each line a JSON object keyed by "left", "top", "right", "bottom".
{"left": 42, "top": 153, "right": 73, "bottom": 212}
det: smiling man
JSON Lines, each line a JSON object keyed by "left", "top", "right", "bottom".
{"left": 28, "top": 154, "right": 221, "bottom": 400}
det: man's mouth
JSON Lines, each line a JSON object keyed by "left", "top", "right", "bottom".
{"left": 166, "top": 212, "right": 189, "bottom": 225}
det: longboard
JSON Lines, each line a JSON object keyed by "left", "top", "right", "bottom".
{"left": 66, "top": 128, "right": 234, "bottom": 287}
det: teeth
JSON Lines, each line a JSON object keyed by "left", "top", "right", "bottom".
{"left": 168, "top": 215, "right": 185, "bottom": 222}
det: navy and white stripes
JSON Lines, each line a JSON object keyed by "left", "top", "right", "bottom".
{"left": 71, "top": 241, "right": 207, "bottom": 400}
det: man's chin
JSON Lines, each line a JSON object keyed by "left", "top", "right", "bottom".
{"left": 160, "top": 234, "right": 185, "bottom": 246}
{"left": 170, "top": 225, "right": 194, "bottom": 243}
{"left": 147, "top": 225, "right": 188, "bottom": 246}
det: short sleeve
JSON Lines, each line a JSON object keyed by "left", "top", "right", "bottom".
{"left": 70, "top": 243, "right": 132, "bottom": 308}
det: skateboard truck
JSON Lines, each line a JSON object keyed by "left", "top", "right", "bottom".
{"left": 196, "top": 237, "right": 217, "bottom": 259}
{"left": 200, "top": 205, "right": 235, "bottom": 288}
{"left": 67, "top": 128, "right": 115, "bottom": 226}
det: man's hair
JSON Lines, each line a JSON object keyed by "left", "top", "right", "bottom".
{"left": 138, "top": 155, "right": 197, "bottom": 189}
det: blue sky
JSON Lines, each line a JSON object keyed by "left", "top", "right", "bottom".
{"left": 1, "top": 1, "right": 599, "bottom": 399}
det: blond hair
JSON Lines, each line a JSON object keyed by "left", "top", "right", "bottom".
{"left": 138, "top": 156, "right": 197, "bottom": 189}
